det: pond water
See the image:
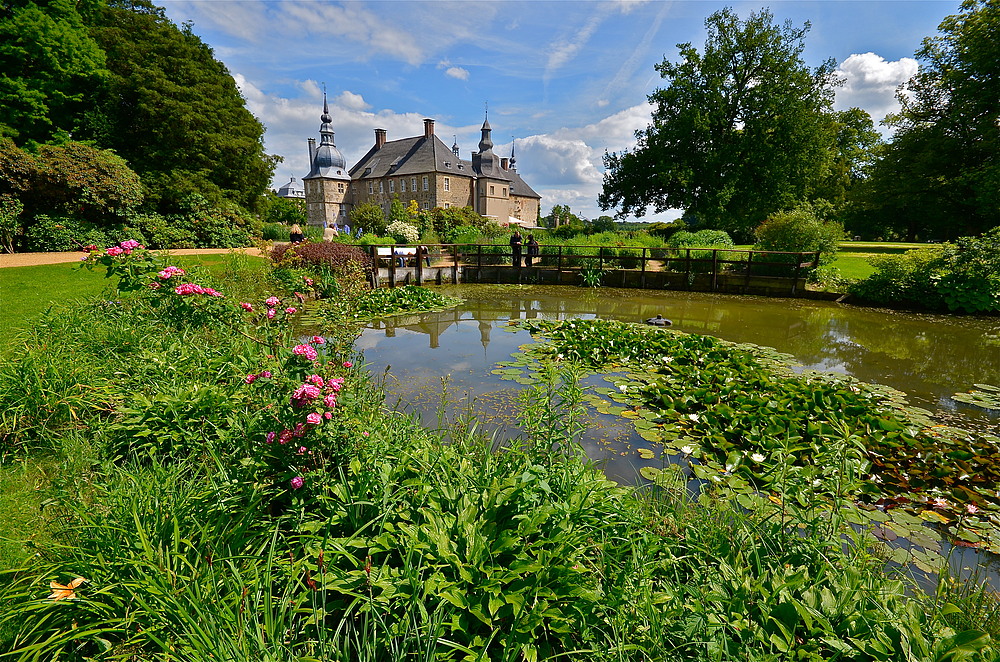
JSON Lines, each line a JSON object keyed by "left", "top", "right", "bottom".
{"left": 355, "top": 284, "right": 1000, "bottom": 586}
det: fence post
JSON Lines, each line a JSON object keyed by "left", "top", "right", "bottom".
{"left": 557, "top": 246, "right": 563, "bottom": 281}
{"left": 415, "top": 245, "right": 422, "bottom": 285}
{"left": 745, "top": 250, "right": 753, "bottom": 290}
{"left": 369, "top": 245, "right": 379, "bottom": 289}
{"left": 452, "top": 244, "right": 459, "bottom": 284}
{"left": 685, "top": 249, "right": 692, "bottom": 288}
{"left": 477, "top": 244, "right": 483, "bottom": 283}
{"left": 640, "top": 247, "right": 647, "bottom": 288}
{"left": 388, "top": 244, "right": 396, "bottom": 288}
{"left": 598, "top": 246, "right": 604, "bottom": 271}
{"left": 711, "top": 249, "right": 719, "bottom": 291}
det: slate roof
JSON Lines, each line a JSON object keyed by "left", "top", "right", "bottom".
{"left": 350, "top": 134, "right": 511, "bottom": 182}
{"left": 506, "top": 168, "right": 541, "bottom": 199}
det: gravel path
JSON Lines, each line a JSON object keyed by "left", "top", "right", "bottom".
{"left": 0, "top": 247, "right": 266, "bottom": 269}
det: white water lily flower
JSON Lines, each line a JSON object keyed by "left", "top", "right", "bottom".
{"left": 751, "top": 453, "right": 765, "bottom": 463}
{"left": 688, "top": 413, "right": 699, "bottom": 422}
{"left": 618, "top": 384, "right": 628, "bottom": 392}
{"left": 680, "top": 446, "right": 693, "bottom": 455}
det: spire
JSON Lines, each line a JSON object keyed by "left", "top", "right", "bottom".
{"left": 319, "top": 92, "right": 335, "bottom": 146}
{"left": 509, "top": 137, "right": 516, "bottom": 169}
{"left": 452, "top": 134, "right": 460, "bottom": 158}
{"left": 478, "top": 108, "right": 493, "bottom": 153}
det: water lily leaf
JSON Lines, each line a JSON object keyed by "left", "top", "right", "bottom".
{"left": 639, "top": 467, "right": 661, "bottom": 481}
{"left": 637, "top": 448, "right": 656, "bottom": 460}
{"left": 918, "top": 509, "right": 951, "bottom": 523}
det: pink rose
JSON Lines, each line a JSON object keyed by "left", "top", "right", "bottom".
{"left": 259, "top": 371, "right": 272, "bottom": 379}
{"left": 311, "top": 336, "right": 325, "bottom": 345}
{"left": 292, "top": 384, "right": 322, "bottom": 402}
{"left": 292, "top": 344, "right": 318, "bottom": 361}
{"left": 266, "top": 309, "right": 276, "bottom": 319}
{"left": 290, "top": 476, "right": 304, "bottom": 489}
{"left": 285, "top": 307, "right": 297, "bottom": 314}
{"left": 120, "top": 239, "right": 141, "bottom": 250}
{"left": 323, "top": 393, "right": 337, "bottom": 407}
{"left": 278, "top": 429, "right": 293, "bottom": 445}
{"left": 244, "top": 373, "right": 257, "bottom": 384}
{"left": 342, "top": 361, "right": 353, "bottom": 368}
{"left": 324, "top": 412, "right": 332, "bottom": 420}
{"left": 265, "top": 296, "right": 280, "bottom": 307}
{"left": 293, "top": 423, "right": 306, "bottom": 437}
{"left": 239, "top": 302, "right": 254, "bottom": 311}
{"left": 265, "top": 431, "right": 276, "bottom": 444}
{"left": 106, "top": 246, "right": 124, "bottom": 257}
{"left": 306, "top": 412, "right": 322, "bottom": 425}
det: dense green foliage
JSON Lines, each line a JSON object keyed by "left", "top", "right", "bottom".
{"left": 754, "top": 206, "right": 845, "bottom": 265}
{"left": 0, "top": 0, "right": 276, "bottom": 251}
{"left": 851, "top": 227, "right": 1000, "bottom": 313}
{"left": 847, "top": 0, "right": 999, "bottom": 240}
{"left": 599, "top": 8, "right": 859, "bottom": 242}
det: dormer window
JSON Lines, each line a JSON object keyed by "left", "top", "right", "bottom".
{"left": 444, "top": 161, "right": 451, "bottom": 168}
{"left": 364, "top": 167, "right": 372, "bottom": 175}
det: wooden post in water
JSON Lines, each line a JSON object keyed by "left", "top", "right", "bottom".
{"left": 640, "top": 247, "right": 647, "bottom": 289}
{"left": 557, "top": 246, "right": 563, "bottom": 282}
{"left": 685, "top": 249, "right": 692, "bottom": 289}
{"left": 415, "top": 245, "right": 423, "bottom": 285}
{"left": 711, "top": 249, "right": 719, "bottom": 291}
{"left": 745, "top": 250, "right": 753, "bottom": 290}
{"left": 452, "top": 244, "right": 459, "bottom": 284}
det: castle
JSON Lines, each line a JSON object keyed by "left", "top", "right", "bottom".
{"left": 289, "top": 98, "right": 541, "bottom": 230}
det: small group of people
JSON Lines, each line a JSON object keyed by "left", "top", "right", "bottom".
{"left": 509, "top": 230, "right": 539, "bottom": 267}
{"left": 288, "top": 222, "right": 345, "bottom": 244}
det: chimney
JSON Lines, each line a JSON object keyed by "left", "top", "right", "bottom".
{"left": 500, "top": 157, "right": 509, "bottom": 170}
{"left": 307, "top": 138, "right": 316, "bottom": 164}
{"left": 423, "top": 118, "right": 435, "bottom": 138}
{"left": 374, "top": 128, "right": 387, "bottom": 149}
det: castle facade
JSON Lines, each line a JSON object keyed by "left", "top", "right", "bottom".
{"left": 300, "top": 99, "right": 540, "bottom": 229}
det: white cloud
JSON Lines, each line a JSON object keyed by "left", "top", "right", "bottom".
{"left": 336, "top": 91, "right": 371, "bottom": 111}
{"left": 835, "top": 52, "right": 919, "bottom": 124}
{"left": 445, "top": 66, "right": 470, "bottom": 81}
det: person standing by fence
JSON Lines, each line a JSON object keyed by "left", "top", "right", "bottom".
{"left": 526, "top": 234, "right": 539, "bottom": 266}
{"left": 510, "top": 230, "right": 523, "bottom": 267}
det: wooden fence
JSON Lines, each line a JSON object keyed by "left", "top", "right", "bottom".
{"left": 367, "top": 244, "right": 820, "bottom": 296}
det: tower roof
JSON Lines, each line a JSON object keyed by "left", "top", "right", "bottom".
{"left": 305, "top": 94, "right": 349, "bottom": 180}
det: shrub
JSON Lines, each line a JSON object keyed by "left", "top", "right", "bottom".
{"left": 22, "top": 215, "right": 90, "bottom": 252}
{"left": 386, "top": 220, "right": 419, "bottom": 244}
{"left": 668, "top": 229, "right": 735, "bottom": 250}
{"left": 849, "top": 246, "right": 951, "bottom": 310}
{"left": 129, "top": 213, "right": 197, "bottom": 249}
{"left": 754, "top": 207, "right": 844, "bottom": 265}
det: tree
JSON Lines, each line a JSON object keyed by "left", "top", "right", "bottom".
{"left": 350, "top": 201, "right": 387, "bottom": 236}
{"left": 856, "top": 0, "right": 999, "bottom": 239}
{"left": 599, "top": 8, "right": 841, "bottom": 242}
{"left": 81, "top": 0, "right": 277, "bottom": 213}
{"left": 32, "top": 141, "right": 143, "bottom": 222}
{"left": 261, "top": 191, "right": 306, "bottom": 226}
{"left": 0, "top": 0, "right": 108, "bottom": 142}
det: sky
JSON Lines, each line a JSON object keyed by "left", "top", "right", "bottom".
{"left": 158, "top": 0, "right": 960, "bottom": 223}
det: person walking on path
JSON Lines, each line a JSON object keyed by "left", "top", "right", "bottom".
{"left": 289, "top": 224, "right": 305, "bottom": 243}
{"left": 509, "top": 230, "right": 523, "bottom": 267}
{"left": 322, "top": 222, "right": 338, "bottom": 242}
{"left": 526, "top": 234, "right": 539, "bottom": 266}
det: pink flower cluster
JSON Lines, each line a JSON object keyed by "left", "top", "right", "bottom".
{"left": 104, "top": 239, "right": 144, "bottom": 257}
{"left": 244, "top": 370, "right": 272, "bottom": 384}
{"left": 174, "top": 283, "right": 223, "bottom": 297}
{"left": 292, "top": 344, "right": 318, "bottom": 361}
{"left": 158, "top": 266, "right": 186, "bottom": 280}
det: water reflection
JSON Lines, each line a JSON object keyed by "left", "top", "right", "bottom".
{"left": 357, "top": 285, "right": 1000, "bottom": 588}
{"left": 359, "top": 284, "right": 1000, "bottom": 430}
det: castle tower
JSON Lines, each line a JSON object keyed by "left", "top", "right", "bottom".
{"left": 471, "top": 112, "right": 511, "bottom": 220}
{"left": 303, "top": 95, "right": 352, "bottom": 228}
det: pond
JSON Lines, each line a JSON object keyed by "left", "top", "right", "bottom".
{"left": 355, "top": 284, "right": 1000, "bottom": 585}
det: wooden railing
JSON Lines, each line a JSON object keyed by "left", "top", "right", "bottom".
{"left": 368, "top": 244, "right": 820, "bottom": 294}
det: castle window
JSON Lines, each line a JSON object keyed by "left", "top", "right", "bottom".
{"left": 444, "top": 177, "right": 450, "bottom": 192}
{"left": 502, "top": 187, "right": 507, "bottom": 197}
{"left": 389, "top": 180, "right": 395, "bottom": 193}
{"left": 368, "top": 181, "right": 374, "bottom": 195}
{"left": 422, "top": 201, "right": 430, "bottom": 210}
{"left": 490, "top": 185, "right": 495, "bottom": 195}
{"left": 379, "top": 181, "right": 384, "bottom": 194}
{"left": 400, "top": 179, "right": 406, "bottom": 192}
{"left": 422, "top": 176, "right": 428, "bottom": 191}
{"left": 411, "top": 177, "right": 417, "bottom": 190}
{"left": 338, "top": 182, "right": 345, "bottom": 193}
{"left": 444, "top": 202, "right": 451, "bottom": 209}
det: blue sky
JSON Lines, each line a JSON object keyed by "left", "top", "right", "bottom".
{"left": 159, "top": 0, "right": 959, "bottom": 222}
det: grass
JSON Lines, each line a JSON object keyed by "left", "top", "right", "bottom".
{"left": 0, "top": 253, "right": 268, "bottom": 351}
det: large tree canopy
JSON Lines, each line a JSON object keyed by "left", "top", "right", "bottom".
{"left": 0, "top": 0, "right": 108, "bottom": 142}
{"left": 0, "top": 0, "right": 276, "bottom": 217}
{"left": 82, "top": 0, "right": 277, "bottom": 212}
{"left": 599, "top": 8, "right": 844, "bottom": 241}
{"left": 852, "top": 0, "right": 999, "bottom": 240}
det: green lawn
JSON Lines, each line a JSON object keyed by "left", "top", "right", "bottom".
{"left": 0, "top": 254, "right": 266, "bottom": 351}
